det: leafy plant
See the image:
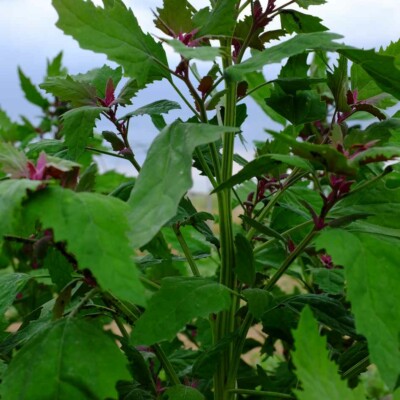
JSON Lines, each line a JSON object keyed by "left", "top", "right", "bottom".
{"left": 0, "top": 1, "right": 400, "bottom": 399}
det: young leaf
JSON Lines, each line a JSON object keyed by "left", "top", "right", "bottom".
{"left": 127, "top": 122, "right": 237, "bottom": 250}
{"left": 292, "top": 307, "right": 364, "bottom": 400}
{"left": 131, "top": 277, "right": 231, "bottom": 345}
{"left": 52, "top": 0, "right": 170, "bottom": 87}
{"left": 18, "top": 68, "right": 49, "bottom": 109}
{"left": 315, "top": 229, "right": 400, "bottom": 389}
{"left": 0, "top": 142, "right": 29, "bottom": 178}
{"left": 0, "top": 274, "right": 31, "bottom": 318}
{"left": 61, "top": 106, "right": 107, "bottom": 160}
{"left": 46, "top": 51, "right": 65, "bottom": 78}
{"left": 1, "top": 318, "right": 131, "bottom": 400}
{"left": 327, "top": 55, "right": 351, "bottom": 112}
{"left": 164, "top": 385, "right": 205, "bottom": 400}
{"left": 74, "top": 65, "right": 123, "bottom": 98}
{"left": 24, "top": 186, "right": 146, "bottom": 305}
{"left": 226, "top": 32, "right": 347, "bottom": 81}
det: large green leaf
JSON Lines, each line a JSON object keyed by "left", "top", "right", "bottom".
{"left": 0, "top": 180, "right": 42, "bottom": 247}
{"left": 280, "top": 10, "right": 328, "bottom": 34}
{"left": 52, "top": 0, "right": 169, "bottom": 86}
{"left": 127, "top": 122, "right": 237, "bottom": 250}
{"left": 196, "top": 0, "right": 237, "bottom": 37}
{"left": 120, "top": 100, "right": 181, "bottom": 120}
{"left": 292, "top": 307, "right": 364, "bottom": 400}
{"left": 165, "top": 39, "right": 221, "bottom": 61}
{"left": 0, "top": 142, "right": 29, "bottom": 178}
{"left": 154, "top": 0, "right": 194, "bottom": 36}
{"left": 18, "top": 68, "right": 49, "bottom": 109}
{"left": 340, "top": 48, "right": 400, "bottom": 100}
{"left": 315, "top": 229, "right": 400, "bottom": 389}
{"left": 0, "top": 273, "right": 31, "bottom": 318}
{"left": 24, "top": 186, "right": 146, "bottom": 305}
{"left": 131, "top": 277, "right": 231, "bottom": 345}
{"left": 164, "top": 385, "right": 205, "bottom": 400}
{"left": 1, "top": 318, "right": 130, "bottom": 400}
{"left": 226, "top": 32, "right": 347, "bottom": 81}
{"left": 61, "top": 106, "right": 107, "bottom": 160}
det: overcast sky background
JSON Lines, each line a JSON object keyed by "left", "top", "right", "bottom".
{"left": 0, "top": 0, "right": 399, "bottom": 190}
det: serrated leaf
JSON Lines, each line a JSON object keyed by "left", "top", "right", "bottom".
{"left": 154, "top": 0, "right": 194, "bottom": 36}
{"left": 1, "top": 318, "right": 130, "bottom": 400}
{"left": 349, "top": 146, "right": 399, "bottom": 167}
{"left": 46, "top": 51, "right": 66, "bottom": 78}
{"left": 116, "top": 78, "right": 141, "bottom": 106}
{"left": 74, "top": 65, "right": 123, "bottom": 98}
{"left": 280, "top": 10, "right": 328, "bottom": 34}
{"left": 127, "top": 122, "right": 237, "bottom": 250}
{"left": 196, "top": 0, "right": 237, "bottom": 37}
{"left": 131, "top": 277, "right": 231, "bottom": 345}
{"left": 18, "top": 68, "right": 49, "bottom": 109}
{"left": 61, "top": 106, "right": 107, "bottom": 160}
{"left": 52, "top": 0, "right": 169, "bottom": 86}
{"left": 327, "top": 55, "right": 350, "bottom": 112}
{"left": 0, "top": 142, "right": 29, "bottom": 178}
{"left": 40, "top": 75, "right": 97, "bottom": 107}
{"left": 340, "top": 48, "right": 400, "bottom": 100}
{"left": 234, "top": 233, "right": 255, "bottom": 285}
{"left": 315, "top": 229, "right": 400, "bottom": 388}
{"left": 24, "top": 186, "right": 146, "bottom": 305}
{"left": 226, "top": 32, "right": 347, "bottom": 81}
{"left": 164, "top": 385, "right": 205, "bottom": 400}
{"left": 0, "top": 273, "right": 31, "bottom": 318}
{"left": 121, "top": 100, "right": 181, "bottom": 120}
{"left": 165, "top": 39, "right": 221, "bottom": 61}
{"left": 312, "top": 268, "right": 345, "bottom": 295}
{"left": 292, "top": 307, "right": 364, "bottom": 400}
{"left": 0, "top": 180, "right": 42, "bottom": 247}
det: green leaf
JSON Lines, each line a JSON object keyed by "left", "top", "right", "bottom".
{"left": 44, "top": 248, "right": 74, "bottom": 291}
{"left": 315, "top": 229, "right": 400, "bottom": 388}
{"left": 292, "top": 307, "right": 364, "bottom": 400}
{"left": 154, "top": 0, "right": 194, "bottom": 36}
{"left": 265, "top": 88, "right": 327, "bottom": 125}
{"left": 61, "top": 106, "right": 107, "bottom": 160}
{"left": 275, "top": 134, "right": 356, "bottom": 175}
{"left": 164, "top": 385, "right": 205, "bottom": 400}
{"left": 1, "top": 318, "right": 130, "bottom": 400}
{"left": 24, "top": 186, "right": 146, "bottom": 305}
{"left": 340, "top": 48, "right": 400, "bottom": 100}
{"left": 280, "top": 10, "right": 328, "bottom": 34}
{"left": 127, "top": 122, "right": 237, "bottom": 250}
{"left": 196, "top": 0, "right": 237, "bottom": 37}
{"left": 327, "top": 55, "right": 351, "bottom": 112}
{"left": 116, "top": 78, "right": 141, "bottom": 106}
{"left": 243, "top": 289, "right": 273, "bottom": 319}
{"left": 18, "top": 68, "right": 49, "bottom": 109}
{"left": 226, "top": 32, "right": 347, "bottom": 82}
{"left": 312, "top": 268, "right": 345, "bottom": 295}
{"left": 131, "top": 277, "right": 231, "bottom": 345}
{"left": 234, "top": 234, "right": 255, "bottom": 285}
{"left": 295, "top": 0, "right": 326, "bottom": 8}
{"left": 165, "top": 39, "right": 221, "bottom": 61}
{"left": 121, "top": 100, "right": 181, "bottom": 120}
{"left": 52, "top": 0, "right": 169, "bottom": 86}
{"left": 46, "top": 51, "right": 66, "bottom": 78}
{"left": 40, "top": 75, "right": 97, "bottom": 107}
{"left": 0, "top": 180, "right": 42, "bottom": 247}
{"left": 0, "top": 273, "right": 31, "bottom": 318}
{"left": 74, "top": 65, "right": 123, "bottom": 98}
{"left": 245, "top": 72, "right": 287, "bottom": 125}
{"left": 0, "top": 142, "right": 29, "bottom": 178}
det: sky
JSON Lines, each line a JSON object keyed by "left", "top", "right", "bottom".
{"left": 0, "top": 0, "right": 399, "bottom": 191}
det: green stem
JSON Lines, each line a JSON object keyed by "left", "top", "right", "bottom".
{"left": 341, "top": 356, "right": 370, "bottom": 380}
{"left": 173, "top": 225, "right": 201, "bottom": 277}
{"left": 68, "top": 288, "right": 98, "bottom": 319}
{"left": 153, "top": 345, "right": 181, "bottom": 386}
{"left": 228, "top": 388, "right": 295, "bottom": 399}
{"left": 85, "top": 146, "right": 126, "bottom": 159}
{"left": 169, "top": 79, "right": 201, "bottom": 119}
{"left": 195, "top": 147, "right": 218, "bottom": 188}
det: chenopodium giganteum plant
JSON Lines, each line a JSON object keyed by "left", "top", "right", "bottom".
{"left": 1, "top": 0, "right": 400, "bottom": 399}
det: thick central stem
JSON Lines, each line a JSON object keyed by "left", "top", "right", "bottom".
{"left": 214, "top": 57, "right": 238, "bottom": 399}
